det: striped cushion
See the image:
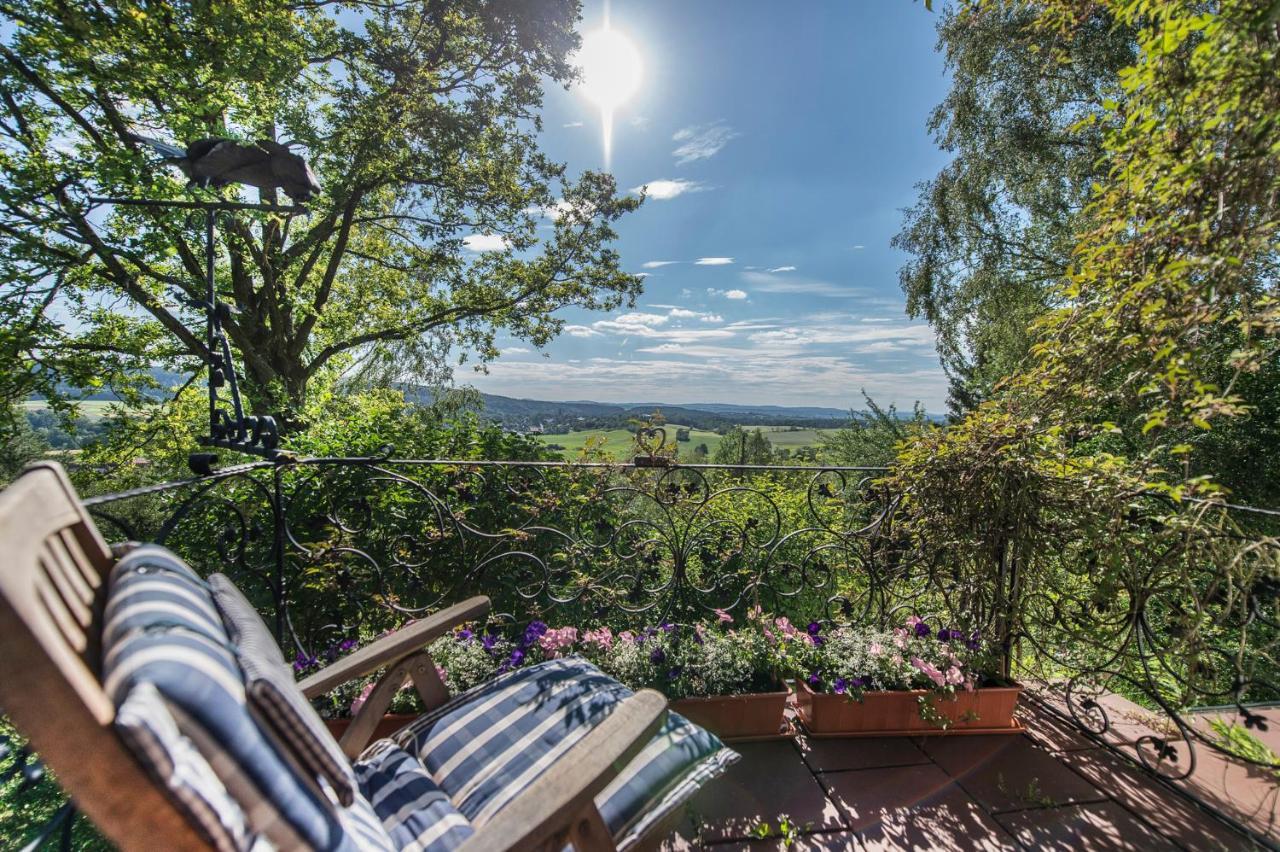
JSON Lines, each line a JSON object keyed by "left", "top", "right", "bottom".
{"left": 209, "top": 573, "right": 358, "bottom": 807}
{"left": 395, "top": 657, "right": 738, "bottom": 850}
{"left": 101, "top": 546, "right": 357, "bottom": 851}
{"left": 115, "top": 683, "right": 254, "bottom": 852}
{"left": 353, "top": 740, "right": 474, "bottom": 851}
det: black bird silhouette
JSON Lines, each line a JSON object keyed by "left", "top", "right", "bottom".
{"left": 130, "top": 134, "right": 321, "bottom": 203}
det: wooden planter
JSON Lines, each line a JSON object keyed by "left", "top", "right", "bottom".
{"left": 670, "top": 690, "right": 790, "bottom": 741}
{"left": 324, "top": 713, "right": 418, "bottom": 743}
{"left": 793, "top": 680, "right": 1023, "bottom": 737}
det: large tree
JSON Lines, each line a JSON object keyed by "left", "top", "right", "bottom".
{"left": 894, "top": 3, "right": 1134, "bottom": 414}
{"left": 0, "top": 0, "right": 641, "bottom": 438}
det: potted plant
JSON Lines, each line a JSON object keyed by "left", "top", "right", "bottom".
{"left": 792, "top": 616, "right": 1022, "bottom": 736}
{"left": 578, "top": 611, "right": 802, "bottom": 741}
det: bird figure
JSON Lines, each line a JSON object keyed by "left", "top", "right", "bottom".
{"left": 130, "top": 134, "right": 321, "bottom": 203}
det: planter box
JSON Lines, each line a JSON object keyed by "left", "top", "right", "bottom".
{"left": 670, "top": 690, "right": 790, "bottom": 741}
{"left": 324, "top": 713, "right": 418, "bottom": 743}
{"left": 793, "top": 680, "right": 1022, "bottom": 736}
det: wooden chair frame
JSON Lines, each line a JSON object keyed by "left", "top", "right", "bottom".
{"left": 0, "top": 463, "right": 667, "bottom": 852}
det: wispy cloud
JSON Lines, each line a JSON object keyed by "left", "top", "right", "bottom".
{"left": 768, "top": 265, "right": 797, "bottom": 273}
{"left": 853, "top": 245, "right": 865, "bottom": 250}
{"left": 563, "top": 121, "right": 585, "bottom": 128}
{"left": 504, "top": 346, "right": 531, "bottom": 354}
{"left": 563, "top": 325, "right": 602, "bottom": 338}
{"left": 462, "top": 233, "right": 511, "bottom": 253}
{"left": 741, "top": 270, "right": 863, "bottom": 298}
{"left": 706, "top": 287, "right": 749, "bottom": 300}
{"left": 631, "top": 178, "right": 707, "bottom": 201}
{"left": 696, "top": 257, "right": 734, "bottom": 266}
{"left": 672, "top": 121, "right": 739, "bottom": 164}
{"left": 643, "top": 260, "right": 681, "bottom": 269}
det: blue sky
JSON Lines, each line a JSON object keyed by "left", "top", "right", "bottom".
{"left": 465, "top": 1, "right": 952, "bottom": 412}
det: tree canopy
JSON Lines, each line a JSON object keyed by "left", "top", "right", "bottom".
{"left": 0, "top": 0, "right": 641, "bottom": 442}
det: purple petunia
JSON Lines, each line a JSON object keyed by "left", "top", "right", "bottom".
{"left": 807, "top": 672, "right": 821, "bottom": 689}
{"left": 937, "top": 628, "right": 952, "bottom": 641}
{"left": 807, "top": 621, "right": 822, "bottom": 635}
{"left": 966, "top": 631, "right": 981, "bottom": 651}
{"left": 833, "top": 677, "right": 848, "bottom": 694}
{"left": 649, "top": 647, "right": 666, "bottom": 665}
{"left": 660, "top": 622, "right": 675, "bottom": 633}
{"left": 456, "top": 628, "right": 474, "bottom": 641}
{"left": 914, "top": 621, "right": 931, "bottom": 638}
{"left": 292, "top": 652, "right": 319, "bottom": 673}
{"left": 666, "top": 666, "right": 683, "bottom": 681}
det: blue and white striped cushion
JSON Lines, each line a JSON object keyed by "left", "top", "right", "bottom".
{"left": 395, "top": 657, "right": 738, "bottom": 850}
{"left": 101, "top": 546, "right": 358, "bottom": 851}
{"left": 353, "top": 740, "right": 474, "bottom": 851}
{"left": 115, "top": 682, "right": 254, "bottom": 852}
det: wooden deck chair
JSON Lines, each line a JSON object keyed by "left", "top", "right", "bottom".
{"left": 0, "top": 463, "right": 687, "bottom": 851}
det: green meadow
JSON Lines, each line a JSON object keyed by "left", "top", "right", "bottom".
{"left": 535, "top": 424, "right": 840, "bottom": 461}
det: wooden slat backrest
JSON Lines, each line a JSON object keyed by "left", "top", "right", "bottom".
{"left": 0, "top": 462, "right": 212, "bottom": 850}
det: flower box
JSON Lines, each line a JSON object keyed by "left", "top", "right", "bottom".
{"left": 793, "top": 680, "right": 1023, "bottom": 736}
{"left": 670, "top": 689, "right": 791, "bottom": 741}
{"left": 324, "top": 713, "right": 418, "bottom": 743}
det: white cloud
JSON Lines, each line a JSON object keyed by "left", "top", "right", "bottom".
{"left": 672, "top": 122, "right": 740, "bottom": 164}
{"left": 563, "top": 121, "right": 585, "bottom": 128}
{"left": 643, "top": 260, "right": 680, "bottom": 269}
{"left": 564, "top": 325, "right": 602, "bottom": 338}
{"left": 705, "top": 287, "right": 749, "bottom": 300}
{"left": 741, "top": 270, "right": 863, "bottom": 298}
{"left": 696, "top": 257, "right": 734, "bottom": 266}
{"left": 613, "top": 312, "right": 670, "bottom": 327}
{"left": 630, "top": 178, "right": 707, "bottom": 200}
{"left": 701, "top": 313, "right": 724, "bottom": 323}
{"left": 504, "top": 347, "right": 531, "bottom": 354}
{"left": 853, "top": 245, "right": 865, "bottom": 250}
{"left": 668, "top": 308, "right": 700, "bottom": 319}
{"left": 768, "top": 265, "right": 797, "bottom": 273}
{"left": 462, "top": 233, "right": 512, "bottom": 253}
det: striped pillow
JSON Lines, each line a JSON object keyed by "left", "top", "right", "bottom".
{"left": 115, "top": 682, "right": 253, "bottom": 852}
{"left": 209, "top": 573, "right": 358, "bottom": 807}
{"left": 353, "top": 740, "right": 474, "bottom": 851}
{"left": 395, "top": 657, "right": 738, "bottom": 850}
{"left": 101, "top": 546, "right": 357, "bottom": 851}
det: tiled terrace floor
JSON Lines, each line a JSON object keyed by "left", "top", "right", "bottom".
{"left": 639, "top": 700, "right": 1264, "bottom": 851}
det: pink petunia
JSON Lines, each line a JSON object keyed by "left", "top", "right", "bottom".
{"left": 582, "top": 627, "right": 614, "bottom": 650}
{"left": 905, "top": 615, "right": 923, "bottom": 628}
{"left": 538, "top": 626, "right": 579, "bottom": 658}
{"left": 774, "top": 617, "right": 798, "bottom": 637}
{"left": 714, "top": 608, "right": 733, "bottom": 624}
{"left": 945, "top": 666, "right": 964, "bottom": 686}
{"left": 869, "top": 642, "right": 884, "bottom": 656}
{"left": 350, "top": 681, "right": 376, "bottom": 716}
{"left": 910, "top": 656, "right": 946, "bottom": 688}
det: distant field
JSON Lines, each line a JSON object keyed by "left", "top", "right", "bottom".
{"left": 536, "top": 424, "right": 725, "bottom": 460}
{"left": 751, "top": 426, "right": 840, "bottom": 449}
{"left": 21, "top": 400, "right": 118, "bottom": 420}
{"left": 535, "top": 423, "right": 840, "bottom": 460}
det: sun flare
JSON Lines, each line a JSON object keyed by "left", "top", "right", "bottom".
{"left": 577, "top": 27, "right": 642, "bottom": 167}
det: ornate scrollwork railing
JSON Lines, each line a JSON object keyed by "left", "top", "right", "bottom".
{"left": 68, "top": 453, "right": 1280, "bottom": 846}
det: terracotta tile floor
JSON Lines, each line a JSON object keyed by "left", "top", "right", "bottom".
{"left": 638, "top": 700, "right": 1263, "bottom": 851}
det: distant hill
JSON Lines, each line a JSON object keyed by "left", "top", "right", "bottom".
{"left": 625, "top": 402, "right": 851, "bottom": 420}
{"left": 407, "top": 390, "right": 862, "bottom": 433}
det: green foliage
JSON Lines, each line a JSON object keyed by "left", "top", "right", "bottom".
{"left": 896, "top": 2, "right": 1134, "bottom": 414}
{"left": 712, "top": 426, "right": 775, "bottom": 465}
{"left": 0, "top": 0, "right": 641, "bottom": 426}
{"left": 818, "top": 394, "right": 933, "bottom": 467}
{"left": 0, "top": 719, "right": 110, "bottom": 850}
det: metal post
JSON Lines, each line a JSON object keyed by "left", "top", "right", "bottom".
{"left": 272, "top": 465, "right": 287, "bottom": 641}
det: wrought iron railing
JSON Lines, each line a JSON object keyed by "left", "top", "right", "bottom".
{"left": 4, "top": 452, "right": 1279, "bottom": 847}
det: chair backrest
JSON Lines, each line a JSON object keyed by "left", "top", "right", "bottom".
{"left": 0, "top": 462, "right": 211, "bottom": 850}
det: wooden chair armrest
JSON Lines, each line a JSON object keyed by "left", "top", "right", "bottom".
{"left": 299, "top": 596, "right": 490, "bottom": 699}
{"left": 457, "top": 689, "right": 668, "bottom": 852}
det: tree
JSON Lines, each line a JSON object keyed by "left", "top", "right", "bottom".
{"left": 0, "top": 0, "right": 641, "bottom": 438}
{"left": 712, "top": 426, "right": 774, "bottom": 466}
{"left": 819, "top": 394, "right": 932, "bottom": 468}
{"left": 894, "top": 3, "right": 1134, "bottom": 414}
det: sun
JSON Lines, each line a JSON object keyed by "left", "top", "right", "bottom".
{"left": 576, "top": 27, "right": 642, "bottom": 167}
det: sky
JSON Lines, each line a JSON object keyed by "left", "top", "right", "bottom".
{"left": 464, "top": 0, "right": 953, "bottom": 413}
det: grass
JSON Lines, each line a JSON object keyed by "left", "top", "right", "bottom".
{"left": 536, "top": 424, "right": 726, "bottom": 460}
{"left": 535, "top": 424, "right": 839, "bottom": 461}
{"left": 20, "top": 400, "right": 118, "bottom": 422}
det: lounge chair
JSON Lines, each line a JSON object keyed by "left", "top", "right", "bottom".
{"left": 0, "top": 463, "right": 735, "bottom": 850}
